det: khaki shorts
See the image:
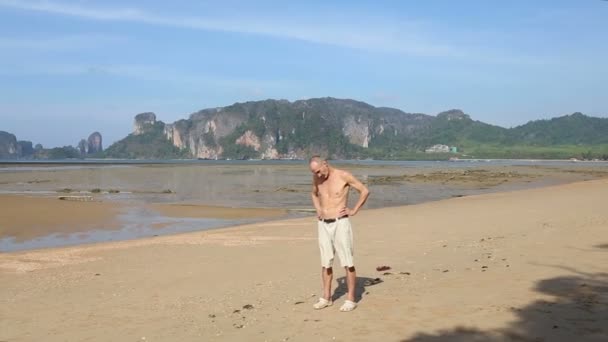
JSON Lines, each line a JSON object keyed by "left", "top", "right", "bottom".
{"left": 317, "top": 217, "right": 354, "bottom": 268}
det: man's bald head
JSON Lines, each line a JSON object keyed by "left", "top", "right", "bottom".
{"left": 309, "top": 155, "right": 330, "bottom": 179}
{"left": 309, "top": 155, "right": 324, "bottom": 167}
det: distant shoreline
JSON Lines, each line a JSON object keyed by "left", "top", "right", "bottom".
{"left": 2, "top": 157, "right": 608, "bottom": 166}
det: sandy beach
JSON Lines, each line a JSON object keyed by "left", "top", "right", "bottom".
{"left": 1, "top": 176, "right": 607, "bottom": 341}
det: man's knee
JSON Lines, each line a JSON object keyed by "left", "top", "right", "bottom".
{"left": 345, "top": 266, "right": 356, "bottom": 273}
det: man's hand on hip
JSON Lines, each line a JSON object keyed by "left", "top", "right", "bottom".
{"left": 340, "top": 207, "right": 355, "bottom": 217}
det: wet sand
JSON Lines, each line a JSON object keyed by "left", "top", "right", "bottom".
{"left": 0, "top": 195, "right": 121, "bottom": 241}
{"left": 151, "top": 203, "right": 286, "bottom": 220}
{"left": 0, "top": 195, "right": 289, "bottom": 252}
{"left": 0, "top": 178, "right": 606, "bottom": 341}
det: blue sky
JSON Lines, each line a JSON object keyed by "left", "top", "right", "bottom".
{"left": 1, "top": 0, "right": 607, "bottom": 147}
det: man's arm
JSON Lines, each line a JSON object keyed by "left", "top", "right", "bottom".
{"left": 340, "top": 171, "right": 370, "bottom": 217}
{"left": 311, "top": 179, "right": 323, "bottom": 219}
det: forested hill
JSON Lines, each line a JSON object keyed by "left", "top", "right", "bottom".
{"left": 98, "top": 98, "right": 608, "bottom": 160}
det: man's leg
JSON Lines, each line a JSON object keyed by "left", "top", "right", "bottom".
{"left": 322, "top": 267, "right": 333, "bottom": 300}
{"left": 314, "top": 221, "right": 335, "bottom": 309}
{"left": 335, "top": 219, "right": 357, "bottom": 311}
{"left": 345, "top": 266, "right": 356, "bottom": 302}
{"left": 314, "top": 266, "right": 334, "bottom": 309}
{"left": 338, "top": 266, "right": 357, "bottom": 311}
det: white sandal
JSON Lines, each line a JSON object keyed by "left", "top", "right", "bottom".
{"left": 313, "top": 297, "right": 333, "bottom": 310}
{"left": 339, "top": 300, "right": 357, "bottom": 312}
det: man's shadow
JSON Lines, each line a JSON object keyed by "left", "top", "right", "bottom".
{"left": 332, "top": 276, "right": 383, "bottom": 303}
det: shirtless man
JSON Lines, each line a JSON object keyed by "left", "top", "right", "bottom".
{"left": 309, "top": 156, "right": 370, "bottom": 312}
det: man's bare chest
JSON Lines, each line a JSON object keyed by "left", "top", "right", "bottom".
{"left": 318, "top": 180, "right": 349, "bottom": 198}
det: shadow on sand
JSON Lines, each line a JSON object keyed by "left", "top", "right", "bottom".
{"left": 403, "top": 244, "right": 608, "bottom": 342}
{"left": 332, "top": 276, "right": 384, "bottom": 303}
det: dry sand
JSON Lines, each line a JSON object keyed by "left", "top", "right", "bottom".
{"left": 1, "top": 179, "right": 607, "bottom": 341}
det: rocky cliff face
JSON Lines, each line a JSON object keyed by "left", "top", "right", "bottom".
{"left": 0, "top": 131, "right": 19, "bottom": 158}
{"left": 0, "top": 131, "right": 35, "bottom": 159}
{"left": 17, "top": 141, "right": 34, "bottom": 156}
{"left": 153, "top": 98, "right": 435, "bottom": 159}
{"left": 134, "top": 112, "right": 157, "bottom": 135}
{"left": 437, "top": 109, "right": 470, "bottom": 121}
{"left": 161, "top": 108, "right": 246, "bottom": 159}
{"left": 235, "top": 130, "right": 261, "bottom": 150}
{"left": 87, "top": 132, "right": 103, "bottom": 154}
{"left": 342, "top": 115, "right": 370, "bottom": 148}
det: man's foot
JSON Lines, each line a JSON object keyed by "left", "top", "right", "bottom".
{"left": 313, "top": 297, "right": 332, "bottom": 310}
{"left": 339, "top": 300, "right": 357, "bottom": 312}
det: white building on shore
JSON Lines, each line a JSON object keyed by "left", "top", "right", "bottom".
{"left": 425, "top": 144, "right": 451, "bottom": 153}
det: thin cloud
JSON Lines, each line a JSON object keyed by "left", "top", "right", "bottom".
{"left": 0, "top": 61, "right": 287, "bottom": 90}
{"left": 0, "top": 34, "right": 126, "bottom": 50}
{"left": 0, "top": 0, "right": 527, "bottom": 62}
{"left": 84, "top": 64, "right": 287, "bottom": 89}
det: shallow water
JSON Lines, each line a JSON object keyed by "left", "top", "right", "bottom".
{"left": 0, "top": 206, "right": 251, "bottom": 252}
{"left": 1, "top": 159, "right": 606, "bottom": 251}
